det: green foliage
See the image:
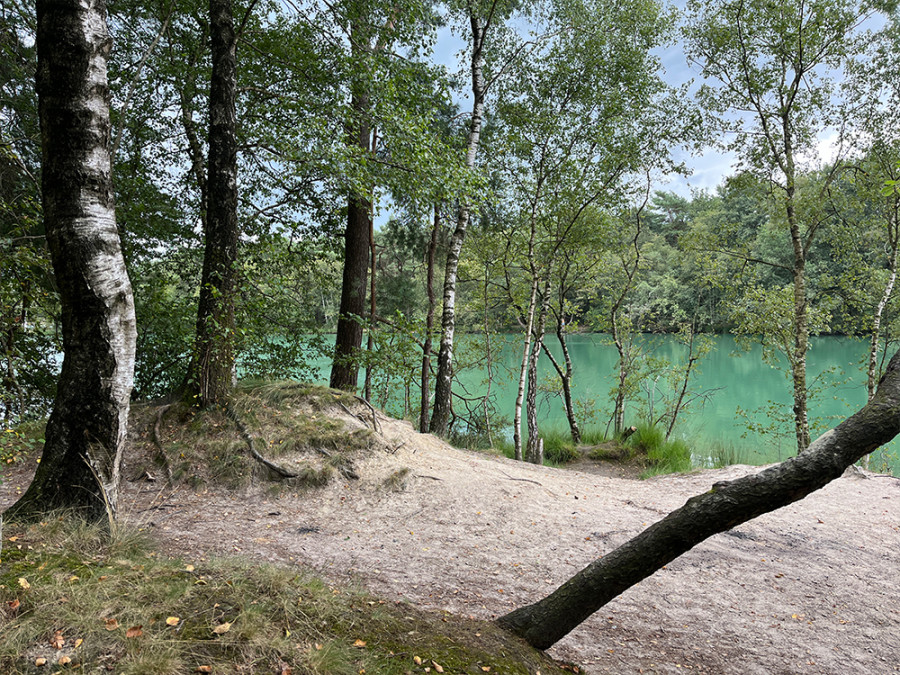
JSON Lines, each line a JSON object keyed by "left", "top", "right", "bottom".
{"left": 626, "top": 423, "right": 694, "bottom": 477}
{"left": 537, "top": 428, "right": 580, "bottom": 464}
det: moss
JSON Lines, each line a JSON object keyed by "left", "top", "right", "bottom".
{"left": 0, "top": 517, "right": 574, "bottom": 675}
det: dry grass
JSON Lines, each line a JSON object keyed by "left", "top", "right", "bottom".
{"left": 0, "top": 515, "right": 574, "bottom": 674}
{"left": 128, "top": 382, "right": 376, "bottom": 491}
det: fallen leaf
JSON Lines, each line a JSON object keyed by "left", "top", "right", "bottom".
{"left": 7, "top": 599, "right": 20, "bottom": 611}
{"left": 126, "top": 625, "right": 143, "bottom": 638}
{"left": 8, "top": 536, "right": 18, "bottom": 542}
{"left": 352, "top": 639, "right": 366, "bottom": 648}
{"left": 195, "top": 666, "right": 212, "bottom": 673}
{"left": 34, "top": 657, "right": 47, "bottom": 666}
{"left": 481, "top": 668, "right": 491, "bottom": 672}
{"left": 314, "top": 643, "right": 323, "bottom": 651}
{"left": 104, "top": 618, "right": 119, "bottom": 631}
{"left": 213, "top": 622, "right": 231, "bottom": 635}
{"left": 432, "top": 661, "right": 444, "bottom": 672}
{"left": 67, "top": 575, "right": 79, "bottom": 582}
{"left": 18, "top": 577, "right": 30, "bottom": 590}
{"left": 50, "top": 631, "right": 65, "bottom": 649}
{"left": 413, "top": 656, "right": 423, "bottom": 665}
{"left": 185, "top": 564, "right": 195, "bottom": 572}
{"left": 73, "top": 638, "right": 83, "bottom": 649}
{"left": 58, "top": 655, "right": 72, "bottom": 665}
{"left": 166, "top": 616, "right": 180, "bottom": 626}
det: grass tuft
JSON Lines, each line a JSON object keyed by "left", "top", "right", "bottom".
{"left": 0, "top": 516, "right": 573, "bottom": 675}
{"left": 626, "top": 424, "right": 694, "bottom": 478}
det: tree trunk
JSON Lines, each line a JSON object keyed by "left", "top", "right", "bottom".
{"left": 611, "top": 313, "right": 628, "bottom": 435}
{"left": 513, "top": 276, "right": 539, "bottom": 462}
{"left": 665, "top": 324, "right": 699, "bottom": 439}
{"left": 364, "top": 190, "right": 377, "bottom": 401}
{"left": 525, "top": 277, "right": 552, "bottom": 463}
{"left": 497, "top": 348, "right": 900, "bottom": 649}
{"left": 419, "top": 204, "right": 441, "bottom": 433}
{"left": 868, "top": 227, "right": 899, "bottom": 400}
{"left": 330, "top": 24, "right": 372, "bottom": 392}
{"left": 5, "top": 0, "right": 136, "bottom": 522}
{"left": 189, "top": 0, "right": 239, "bottom": 407}
{"left": 430, "top": 13, "right": 485, "bottom": 436}
{"left": 541, "top": 310, "right": 581, "bottom": 445}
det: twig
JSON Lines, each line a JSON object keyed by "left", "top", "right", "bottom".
{"left": 499, "top": 470, "right": 542, "bottom": 486}
{"left": 415, "top": 474, "right": 442, "bottom": 481}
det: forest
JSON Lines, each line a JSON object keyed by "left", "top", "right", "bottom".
{"left": 2, "top": 0, "right": 900, "bottom": 463}
{"left": 2, "top": 0, "right": 900, "bottom": 670}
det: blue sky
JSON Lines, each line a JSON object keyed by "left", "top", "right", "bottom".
{"left": 420, "top": 40, "right": 730, "bottom": 211}
{"left": 425, "top": 4, "right": 739, "bottom": 202}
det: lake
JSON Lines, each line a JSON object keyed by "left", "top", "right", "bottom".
{"left": 347, "top": 333, "right": 899, "bottom": 474}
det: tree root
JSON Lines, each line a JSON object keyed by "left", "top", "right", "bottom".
{"left": 150, "top": 404, "right": 174, "bottom": 484}
{"left": 224, "top": 403, "right": 299, "bottom": 479}
{"left": 353, "top": 395, "right": 381, "bottom": 433}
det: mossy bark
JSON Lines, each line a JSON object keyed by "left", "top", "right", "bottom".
{"left": 498, "top": 349, "right": 900, "bottom": 649}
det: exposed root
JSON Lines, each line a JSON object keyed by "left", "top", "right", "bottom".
{"left": 224, "top": 403, "right": 299, "bottom": 480}
{"left": 353, "top": 395, "right": 382, "bottom": 433}
{"left": 150, "top": 404, "right": 174, "bottom": 484}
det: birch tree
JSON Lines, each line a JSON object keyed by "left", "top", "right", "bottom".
{"left": 429, "top": 0, "right": 494, "bottom": 434}
{"left": 5, "top": 0, "right": 137, "bottom": 521}
{"left": 493, "top": 0, "right": 688, "bottom": 459}
{"left": 684, "top": 0, "right": 879, "bottom": 452}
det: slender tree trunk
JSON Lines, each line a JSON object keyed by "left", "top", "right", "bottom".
{"left": 179, "top": 85, "right": 208, "bottom": 233}
{"left": 430, "top": 14, "right": 485, "bottom": 436}
{"left": 330, "top": 26, "right": 372, "bottom": 392}
{"left": 188, "top": 0, "right": 239, "bottom": 408}
{"left": 611, "top": 313, "right": 628, "bottom": 435}
{"left": 497, "top": 348, "right": 900, "bottom": 649}
{"left": 525, "top": 276, "right": 552, "bottom": 463}
{"left": 513, "top": 276, "right": 539, "bottom": 461}
{"left": 783, "top": 124, "right": 810, "bottom": 453}
{"left": 665, "top": 324, "right": 699, "bottom": 439}
{"left": 482, "top": 259, "right": 495, "bottom": 447}
{"left": 868, "top": 231, "right": 899, "bottom": 400}
{"left": 364, "top": 190, "right": 377, "bottom": 401}
{"left": 5, "top": 0, "right": 137, "bottom": 522}
{"left": 3, "top": 292, "right": 28, "bottom": 423}
{"left": 541, "top": 311, "right": 581, "bottom": 445}
{"left": 863, "top": 213, "right": 900, "bottom": 471}
{"left": 419, "top": 204, "right": 441, "bottom": 432}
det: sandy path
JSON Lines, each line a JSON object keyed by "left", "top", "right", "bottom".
{"left": 3, "top": 410, "right": 899, "bottom": 674}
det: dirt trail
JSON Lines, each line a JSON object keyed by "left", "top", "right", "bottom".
{"left": 3, "top": 406, "right": 899, "bottom": 674}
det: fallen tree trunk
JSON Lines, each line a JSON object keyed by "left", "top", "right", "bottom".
{"left": 497, "top": 349, "right": 900, "bottom": 649}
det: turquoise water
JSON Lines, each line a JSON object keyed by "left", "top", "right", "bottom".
{"left": 305, "top": 333, "right": 899, "bottom": 473}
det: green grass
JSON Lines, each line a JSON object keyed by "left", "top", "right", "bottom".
{"left": 0, "top": 515, "right": 574, "bottom": 675}
{"left": 538, "top": 428, "right": 580, "bottom": 464}
{"left": 625, "top": 423, "right": 694, "bottom": 478}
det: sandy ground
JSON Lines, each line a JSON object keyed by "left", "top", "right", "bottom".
{"left": 2, "top": 405, "right": 899, "bottom": 674}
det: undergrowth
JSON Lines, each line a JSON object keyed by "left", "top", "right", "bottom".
{"left": 625, "top": 424, "right": 694, "bottom": 478}
{"left": 0, "top": 515, "right": 574, "bottom": 675}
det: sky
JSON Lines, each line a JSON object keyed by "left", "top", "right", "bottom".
{"left": 425, "top": 5, "right": 740, "bottom": 203}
